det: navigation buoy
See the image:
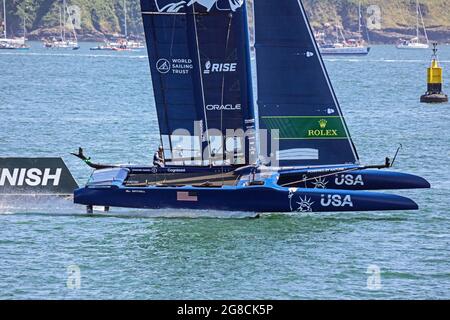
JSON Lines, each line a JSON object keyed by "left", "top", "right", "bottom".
{"left": 421, "top": 42, "right": 448, "bottom": 103}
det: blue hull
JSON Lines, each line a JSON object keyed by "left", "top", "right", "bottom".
{"left": 73, "top": 165, "right": 426, "bottom": 213}
{"left": 278, "top": 168, "right": 431, "bottom": 190}
{"left": 74, "top": 185, "right": 418, "bottom": 213}
{"left": 82, "top": 164, "right": 431, "bottom": 191}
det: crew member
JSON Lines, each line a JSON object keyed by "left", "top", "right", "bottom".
{"left": 153, "top": 146, "right": 165, "bottom": 167}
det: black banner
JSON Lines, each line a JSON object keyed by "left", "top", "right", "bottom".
{"left": 0, "top": 158, "right": 78, "bottom": 195}
{"left": 0, "top": 300, "right": 444, "bottom": 318}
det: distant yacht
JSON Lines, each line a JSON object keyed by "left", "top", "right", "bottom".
{"left": 319, "top": 26, "right": 370, "bottom": 56}
{"left": 125, "top": 39, "right": 145, "bottom": 49}
{"left": 90, "top": 39, "right": 144, "bottom": 51}
{"left": 90, "top": 0, "right": 144, "bottom": 51}
{"left": 43, "top": 0, "right": 79, "bottom": 50}
{"left": 89, "top": 41, "right": 117, "bottom": 51}
{"left": 121, "top": 0, "right": 145, "bottom": 49}
{"left": 319, "top": 2, "right": 370, "bottom": 56}
{"left": 397, "top": 0, "right": 429, "bottom": 49}
{"left": 90, "top": 39, "right": 134, "bottom": 51}
{"left": 0, "top": 0, "right": 30, "bottom": 50}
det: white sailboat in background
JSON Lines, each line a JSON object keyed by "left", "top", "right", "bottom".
{"left": 90, "top": 0, "right": 144, "bottom": 51}
{"left": 320, "top": 26, "right": 370, "bottom": 55}
{"left": 319, "top": 2, "right": 370, "bottom": 55}
{"left": 122, "top": 0, "right": 144, "bottom": 49}
{"left": 397, "top": 0, "right": 429, "bottom": 49}
{"left": 43, "top": 0, "right": 79, "bottom": 50}
{"left": 0, "top": 0, "right": 30, "bottom": 50}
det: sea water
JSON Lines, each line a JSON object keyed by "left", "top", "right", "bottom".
{"left": 0, "top": 42, "right": 449, "bottom": 299}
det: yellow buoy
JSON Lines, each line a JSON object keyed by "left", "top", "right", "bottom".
{"left": 421, "top": 42, "right": 448, "bottom": 103}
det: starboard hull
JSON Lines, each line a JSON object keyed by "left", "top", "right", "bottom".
{"left": 71, "top": 163, "right": 428, "bottom": 213}
{"left": 277, "top": 168, "right": 431, "bottom": 191}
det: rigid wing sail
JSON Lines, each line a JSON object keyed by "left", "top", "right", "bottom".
{"left": 254, "top": 0, "right": 358, "bottom": 167}
{"left": 252, "top": 0, "right": 430, "bottom": 191}
{"left": 142, "top": 0, "right": 256, "bottom": 166}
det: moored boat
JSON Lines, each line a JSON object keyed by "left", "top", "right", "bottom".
{"left": 89, "top": 1, "right": 144, "bottom": 52}
{"left": 318, "top": 3, "right": 370, "bottom": 56}
{"left": 320, "top": 41, "right": 370, "bottom": 55}
{"left": 0, "top": 0, "right": 30, "bottom": 50}
{"left": 43, "top": 0, "right": 79, "bottom": 50}
{"left": 396, "top": 0, "right": 429, "bottom": 49}
{"left": 397, "top": 37, "right": 429, "bottom": 50}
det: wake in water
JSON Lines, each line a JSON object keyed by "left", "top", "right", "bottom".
{"left": 0, "top": 51, "right": 148, "bottom": 59}
{"left": 0, "top": 195, "right": 256, "bottom": 219}
{"left": 0, "top": 196, "right": 414, "bottom": 220}
{"left": 0, "top": 195, "right": 83, "bottom": 216}
{"left": 324, "top": 58, "right": 450, "bottom": 63}
{"left": 2, "top": 51, "right": 449, "bottom": 64}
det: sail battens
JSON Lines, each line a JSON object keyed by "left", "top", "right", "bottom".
{"left": 254, "top": 0, "right": 359, "bottom": 166}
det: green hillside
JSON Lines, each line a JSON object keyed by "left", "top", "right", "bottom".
{"left": 1, "top": 0, "right": 450, "bottom": 42}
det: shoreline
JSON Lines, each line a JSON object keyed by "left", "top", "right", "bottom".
{"left": 21, "top": 28, "right": 450, "bottom": 45}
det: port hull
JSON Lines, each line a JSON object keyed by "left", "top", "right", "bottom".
{"left": 73, "top": 165, "right": 428, "bottom": 213}
{"left": 74, "top": 184, "right": 418, "bottom": 213}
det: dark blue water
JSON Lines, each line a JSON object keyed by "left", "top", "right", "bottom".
{"left": 0, "top": 42, "right": 449, "bottom": 299}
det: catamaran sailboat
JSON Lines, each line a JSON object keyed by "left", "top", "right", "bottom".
{"left": 43, "top": 0, "right": 79, "bottom": 50}
{"left": 397, "top": 0, "right": 429, "bottom": 49}
{"left": 74, "top": 0, "right": 430, "bottom": 214}
{"left": 0, "top": 0, "right": 30, "bottom": 50}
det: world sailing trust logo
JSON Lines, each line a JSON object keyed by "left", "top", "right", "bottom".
{"left": 154, "top": 0, "right": 244, "bottom": 13}
{"left": 156, "top": 58, "right": 194, "bottom": 75}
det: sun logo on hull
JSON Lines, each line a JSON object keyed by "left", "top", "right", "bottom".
{"left": 289, "top": 189, "right": 315, "bottom": 212}
{"left": 312, "top": 177, "right": 328, "bottom": 189}
{"left": 296, "top": 196, "right": 315, "bottom": 212}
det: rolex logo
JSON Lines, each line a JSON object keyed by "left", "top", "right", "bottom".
{"left": 319, "top": 119, "right": 328, "bottom": 129}
{"left": 308, "top": 118, "right": 340, "bottom": 138}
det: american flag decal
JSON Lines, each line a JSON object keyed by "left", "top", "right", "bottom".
{"left": 177, "top": 191, "right": 198, "bottom": 202}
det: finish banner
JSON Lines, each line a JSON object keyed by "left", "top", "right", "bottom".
{"left": 0, "top": 158, "right": 78, "bottom": 195}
